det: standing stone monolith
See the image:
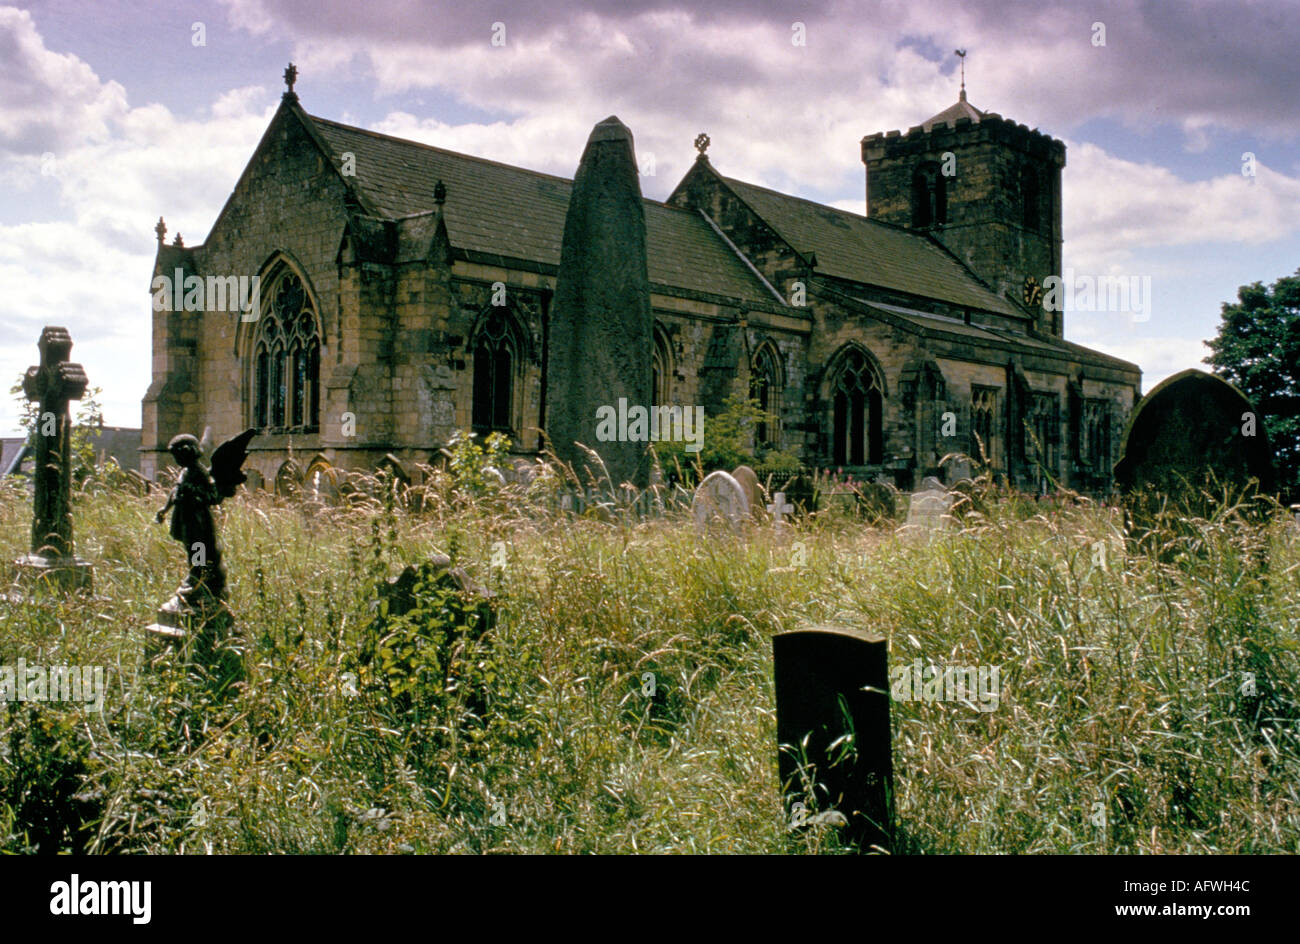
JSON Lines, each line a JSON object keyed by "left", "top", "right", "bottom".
{"left": 774, "top": 624, "right": 894, "bottom": 852}
{"left": 14, "top": 326, "right": 93, "bottom": 592}
{"left": 546, "top": 116, "right": 653, "bottom": 489}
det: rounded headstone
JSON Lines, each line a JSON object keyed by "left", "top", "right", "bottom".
{"left": 691, "top": 470, "right": 749, "bottom": 532}
{"left": 731, "top": 465, "right": 764, "bottom": 519}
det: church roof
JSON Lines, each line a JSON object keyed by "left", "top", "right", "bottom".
{"left": 306, "top": 115, "right": 779, "bottom": 307}
{"left": 718, "top": 175, "right": 1019, "bottom": 317}
{"left": 921, "top": 91, "right": 984, "bottom": 131}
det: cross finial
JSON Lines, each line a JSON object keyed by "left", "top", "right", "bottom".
{"left": 694, "top": 132, "right": 710, "bottom": 159}
{"left": 283, "top": 62, "right": 298, "bottom": 99}
{"left": 155, "top": 216, "right": 166, "bottom": 245}
{"left": 433, "top": 179, "right": 447, "bottom": 205}
{"left": 955, "top": 49, "right": 967, "bottom": 101}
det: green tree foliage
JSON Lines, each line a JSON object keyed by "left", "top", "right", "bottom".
{"left": 1204, "top": 268, "right": 1300, "bottom": 502}
{"left": 654, "top": 394, "right": 798, "bottom": 484}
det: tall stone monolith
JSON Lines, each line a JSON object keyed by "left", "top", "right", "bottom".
{"left": 546, "top": 116, "right": 653, "bottom": 488}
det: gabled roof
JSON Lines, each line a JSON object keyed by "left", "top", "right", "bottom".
{"left": 306, "top": 115, "right": 777, "bottom": 306}
{"left": 921, "top": 91, "right": 984, "bottom": 131}
{"left": 717, "top": 174, "right": 1019, "bottom": 317}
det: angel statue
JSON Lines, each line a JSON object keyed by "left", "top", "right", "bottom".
{"left": 155, "top": 428, "right": 256, "bottom": 607}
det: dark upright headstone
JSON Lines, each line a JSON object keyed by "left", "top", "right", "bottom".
{"left": 1114, "top": 369, "right": 1276, "bottom": 498}
{"left": 1115, "top": 370, "right": 1276, "bottom": 545}
{"left": 14, "top": 326, "right": 93, "bottom": 592}
{"left": 774, "top": 624, "right": 894, "bottom": 851}
{"left": 546, "top": 116, "right": 653, "bottom": 488}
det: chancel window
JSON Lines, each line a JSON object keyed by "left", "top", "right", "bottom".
{"left": 253, "top": 273, "right": 319, "bottom": 432}
{"left": 971, "top": 385, "right": 999, "bottom": 467}
{"left": 831, "top": 348, "right": 883, "bottom": 466}
{"left": 1080, "top": 398, "right": 1111, "bottom": 473}
{"left": 750, "top": 343, "right": 783, "bottom": 447}
{"left": 652, "top": 326, "right": 672, "bottom": 406}
{"left": 912, "top": 162, "right": 947, "bottom": 228}
{"left": 1027, "top": 392, "right": 1059, "bottom": 491}
{"left": 472, "top": 308, "right": 516, "bottom": 435}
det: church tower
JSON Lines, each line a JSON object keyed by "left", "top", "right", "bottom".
{"left": 861, "top": 90, "right": 1066, "bottom": 334}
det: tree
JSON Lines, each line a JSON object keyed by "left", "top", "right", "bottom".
{"left": 653, "top": 393, "right": 793, "bottom": 485}
{"left": 1204, "top": 267, "right": 1300, "bottom": 503}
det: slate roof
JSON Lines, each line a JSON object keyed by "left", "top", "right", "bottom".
{"left": 307, "top": 115, "right": 777, "bottom": 306}
{"left": 921, "top": 93, "right": 984, "bottom": 131}
{"left": 864, "top": 301, "right": 1140, "bottom": 372}
{"left": 719, "top": 175, "right": 1019, "bottom": 317}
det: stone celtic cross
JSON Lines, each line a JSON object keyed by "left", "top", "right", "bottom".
{"left": 22, "top": 326, "right": 88, "bottom": 561}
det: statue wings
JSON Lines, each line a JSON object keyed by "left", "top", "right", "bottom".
{"left": 209, "top": 428, "right": 258, "bottom": 500}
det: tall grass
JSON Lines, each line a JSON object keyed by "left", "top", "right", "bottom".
{"left": 0, "top": 468, "right": 1296, "bottom": 853}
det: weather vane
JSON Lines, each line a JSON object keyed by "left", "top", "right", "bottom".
{"left": 955, "top": 49, "right": 967, "bottom": 98}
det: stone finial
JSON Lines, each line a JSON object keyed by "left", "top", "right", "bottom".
{"left": 434, "top": 179, "right": 447, "bottom": 205}
{"left": 694, "top": 132, "right": 710, "bottom": 159}
{"left": 155, "top": 217, "right": 166, "bottom": 246}
{"left": 283, "top": 62, "right": 298, "bottom": 100}
{"left": 172, "top": 232, "right": 184, "bottom": 248}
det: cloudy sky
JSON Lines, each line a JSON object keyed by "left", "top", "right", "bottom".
{"left": 2, "top": 0, "right": 1298, "bottom": 433}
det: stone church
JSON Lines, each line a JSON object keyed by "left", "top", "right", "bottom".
{"left": 142, "top": 68, "right": 1140, "bottom": 493}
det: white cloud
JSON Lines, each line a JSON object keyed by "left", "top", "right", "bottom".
{"left": 0, "top": 6, "right": 128, "bottom": 156}
{"left": 1064, "top": 142, "right": 1300, "bottom": 273}
{"left": 0, "top": 11, "right": 275, "bottom": 434}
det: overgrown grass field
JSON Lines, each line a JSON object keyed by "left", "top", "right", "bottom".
{"left": 1, "top": 468, "right": 1297, "bottom": 854}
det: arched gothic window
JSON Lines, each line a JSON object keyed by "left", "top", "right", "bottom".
{"left": 652, "top": 326, "right": 673, "bottom": 405}
{"left": 831, "top": 348, "right": 884, "bottom": 466}
{"left": 912, "top": 162, "right": 947, "bottom": 228}
{"left": 750, "top": 343, "right": 783, "bottom": 447}
{"left": 253, "top": 272, "right": 320, "bottom": 432}
{"left": 472, "top": 308, "right": 517, "bottom": 435}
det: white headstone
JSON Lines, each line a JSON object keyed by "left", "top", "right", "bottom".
{"left": 692, "top": 470, "right": 750, "bottom": 532}
{"left": 903, "top": 482, "right": 955, "bottom": 536}
{"left": 767, "top": 491, "right": 794, "bottom": 534}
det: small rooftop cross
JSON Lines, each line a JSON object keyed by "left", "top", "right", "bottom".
{"left": 14, "top": 326, "right": 93, "bottom": 592}
{"left": 768, "top": 491, "right": 794, "bottom": 531}
{"left": 283, "top": 62, "right": 298, "bottom": 98}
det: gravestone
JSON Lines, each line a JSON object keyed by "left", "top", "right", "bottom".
{"left": 767, "top": 491, "right": 794, "bottom": 534}
{"left": 545, "top": 116, "right": 653, "bottom": 488}
{"left": 1114, "top": 369, "right": 1276, "bottom": 499}
{"left": 145, "top": 428, "right": 256, "bottom": 690}
{"left": 902, "top": 477, "right": 955, "bottom": 536}
{"left": 691, "top": 470, "right": 749, "bottom": 532}
{"left": 1115, "top": 370, "right": 1277, "bottom": 556}
{"left": 773, "top": 624, "right": 894, "bottom": 852}
{"left": 13, "top": 326, "right": 93, "bottom": 593}
{"left": 731, "top": 464, "right": 763, "bottom": 519}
